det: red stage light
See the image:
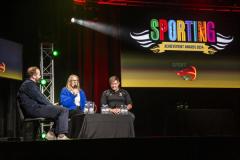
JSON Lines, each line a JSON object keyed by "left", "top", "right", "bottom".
{"left": 73, "top": 0, "right": 86, "bottom": 5}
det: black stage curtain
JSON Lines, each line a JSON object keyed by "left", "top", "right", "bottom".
{"left": 0, "top": 79, "right": 21, "bottom": 138}
{"left": 56, "top": 6, "right": 121, "bottom": 110}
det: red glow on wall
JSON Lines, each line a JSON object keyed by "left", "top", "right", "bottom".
{"left": 73, "top": 0, "right": 240, "bottom": 12}
{"left": 73, "top": 0, "right": 86, "bottom": 5}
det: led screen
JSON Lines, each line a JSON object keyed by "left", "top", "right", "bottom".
{"left": 121, "top": 8, "right": 240, "bottom": 88}
{"left": 0, "top": 38, "right": 22, "bottom": 80}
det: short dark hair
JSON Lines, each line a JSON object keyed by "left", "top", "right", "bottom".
{"left": 109, "top": 75, "right": 119, "bottom": 84}
{"left": 27, "top": 66, "right": 40, "bottom": 77}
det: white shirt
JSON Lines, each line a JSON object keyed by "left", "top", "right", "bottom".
{"left": 74, "top": 92, "right": 81, "bottom": 107}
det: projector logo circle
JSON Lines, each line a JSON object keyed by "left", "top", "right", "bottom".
{"left": 0, "top": 62, "right": 6, "bottom": 73}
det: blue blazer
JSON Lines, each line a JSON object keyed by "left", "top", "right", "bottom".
{"left": 60, "top": 87, "right": 87, "bottom": 111}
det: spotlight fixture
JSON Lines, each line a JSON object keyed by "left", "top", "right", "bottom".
{"left": 71, "top": 18, "right": 75, "bottom": 23}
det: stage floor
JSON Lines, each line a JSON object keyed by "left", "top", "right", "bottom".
{"left": 0, "top": 136, "right": 240, "bottom": 159}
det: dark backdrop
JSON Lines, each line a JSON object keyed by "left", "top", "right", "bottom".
{"left": 0, "top": 0, "right": 239, "bottom": 138}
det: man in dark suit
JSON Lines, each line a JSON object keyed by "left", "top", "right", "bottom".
{"left": 17, "top": 66, "right": 69, "bottom": 140}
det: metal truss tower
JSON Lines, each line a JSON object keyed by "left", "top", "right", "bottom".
{"left": 40, "top": 42, "right": 55, "bottom": 104}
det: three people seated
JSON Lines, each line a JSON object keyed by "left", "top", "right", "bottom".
{"left": 18, "top": 68, "right": 134, "bottom": 140}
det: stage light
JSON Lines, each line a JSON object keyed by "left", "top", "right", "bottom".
{"left": 71, "top": 18, "right": 75, "bottom": 23}
{"left": 52, "top": 50, "right": 60, "bottom": 57}
{"left": 41, "top": 132, "right": 46, "bottom": 139}
{"left": 40, "top": 79, "right": 47, "bottom": 86}
{"left": 72, "top": 18, "right": 119, "bottom": 37}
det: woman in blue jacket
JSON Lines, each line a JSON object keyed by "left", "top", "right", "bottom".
{"left": 60, "top": 74, "right": 87, "bottom": 117}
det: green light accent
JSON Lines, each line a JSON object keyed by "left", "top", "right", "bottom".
{"left": 52, "top": 50, "right": 59, "bottom": 57}
{"left": 40, "top": 79, "right": 47, "bottom": 85}
{"left": 150, "top": 19, "right": 159, "bottom": 41}
{"left": 41, "top": 132, "right": 46, "bottom": 139}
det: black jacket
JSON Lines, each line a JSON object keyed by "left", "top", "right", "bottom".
{"left": 17, "top": 79, "right": 52, "bottom": 116}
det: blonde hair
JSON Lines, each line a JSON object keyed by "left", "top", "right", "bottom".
{"left": 66, "top": 74, "right": 80, "bottom": 91}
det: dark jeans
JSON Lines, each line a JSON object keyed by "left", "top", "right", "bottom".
{"left": 29, "top": 105, "right": 69, "bottom": 135}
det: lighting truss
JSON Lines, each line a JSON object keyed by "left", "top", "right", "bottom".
{"left": 40, "top": 42, "right": 55, "bottom": 104}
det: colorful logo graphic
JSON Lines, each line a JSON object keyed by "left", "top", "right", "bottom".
{"left": 130, "top": 19, "right": 234, "bottom": 55}
{"left": 0, "top": 62, "right": 6, "bottom": 73}
{"left": 176, "top": 66, "right": 197, "bottom": 80}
